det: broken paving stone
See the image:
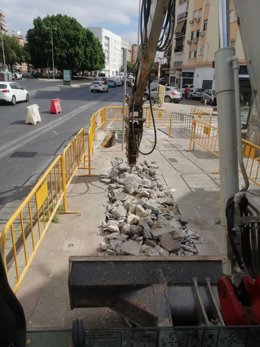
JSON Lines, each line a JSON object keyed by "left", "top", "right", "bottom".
{"left": 139, "top": 219, "right": 152, "bottom": 239}
{"left": 130, "top": 225, "right": 142, "bottom": 234}
{"left": 127, "top": 213, "right": 140, "bottom": 225}
{"left": 99, "top": 158, "right": 200, "bottom": 257}
{"left": 118, "top": 162, "right": 129, "bottom": 172}
{"left": 120, "top": 239, "right": 141, "bottom": 256}
{"left": 181, "top": 244, "right": 198, "bottom": 254}
{"left": 159, "top": 232, "right": 182, "bottom": 252}
{"left": 154, "top": 245, "right": 170, "bottom": 256}
{"left": 100, "top": 178, "right": 111, "bottom": 184}
{"left": 145, "top": 239, "right": 157, "bottom": 248}
{"left": 151, "top": 226, "right": 175, "bottom": 239}
{"left": 107, "top": 224, "right": 120, "bottom": 233}
{"left": 123, "top": 175, "right": 140, "bottom": 194}
{"left": 148, "top": 248, "right": 160, "bottom": 256}
{"left": 111, "top": 205, "right": 127, "bottom": 219}
{"left": 114, "top": 191, "right": 129, "bottom": 202}
{"left": 142, "top": 199, "right": 161, "bottom": 213}
{"left": 135, "top": 205, "right": 147, "bottom": 218}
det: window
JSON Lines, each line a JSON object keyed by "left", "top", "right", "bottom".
{"left": 203, "top": 20, "right": 208, "bottom": 31}
{"left": 189, "top": 51, "right": 192, "bottom": 59}
{"left": 230, "top": 40, "right": 235, "bottom": 48}
{"left": 191, "top": 31, "right": 194, "bottom": 40}
{"left": 196, "top": 30, "right": 200, "bottom": 38}
{"left": 194, "top": 50, "right": 197, "bottom": 58}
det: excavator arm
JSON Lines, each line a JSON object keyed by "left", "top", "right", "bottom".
{"left": 125, "top": 0, "right": 174, "bottom": 166}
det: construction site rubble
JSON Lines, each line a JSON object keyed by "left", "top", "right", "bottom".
{"left": 99, "top": 157, "right": 200, "bottom": 256}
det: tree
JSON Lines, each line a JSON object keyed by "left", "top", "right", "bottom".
{"left": 127, "top": 61, "right": 137, "bottom": 74}
{"left": 26, "top": 15, "right": 105, "bottom": 72}
{"left": 0, "top": 35, "right": 29, "bottom": 67}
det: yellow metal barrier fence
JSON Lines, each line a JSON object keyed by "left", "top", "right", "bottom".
{"left": 1, "top": 156, "right": 65, "bottom": 292}
{"left": 189, "top": 119, "right": 219, "bottom": 156}
{"left": 243, "top": 140, "right": 260, "bottom": 187}
{"left": 63, "top": 128, "right": 86, "bottom": 187}
{"left": 189, "top": 120, "right": 260, "bottom": 187}
{"left": 1, "top": 127, "right": 87, "bottom": 291}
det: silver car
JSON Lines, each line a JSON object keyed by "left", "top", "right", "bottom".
{"left": 201, "top": 89, "right": 217, "bottom": 106}
{"left": 90, "top": 81, "right": 108, "bottom": 93}
{"left": 164, "top": 86, "right": 182, "bottom": 103}
{"left": 188, "top": 88, "right": 204, "bottom": 99}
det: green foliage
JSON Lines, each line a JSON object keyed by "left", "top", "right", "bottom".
{"left": 127, "top": 61, "right": 137, "bottom": 74}
{"left": 0, "top": 35, "right": 29, "bottom": 66}
{"left": 26, "top": 14, "right": 105, "bottom": 72}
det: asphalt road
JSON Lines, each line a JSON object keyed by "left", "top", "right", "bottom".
{"left": 0, "top": 78, "right": 128, "bottom": 223}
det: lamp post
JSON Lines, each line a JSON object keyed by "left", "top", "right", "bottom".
{"left": 45, "top": 26, "right": 57, "bottom": 79}
{"left": 0, "top": 24, "right": 6, "bottom": 67}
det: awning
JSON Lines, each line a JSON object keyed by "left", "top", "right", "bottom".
{"left": 175, "top": 20, "right": 186, "bottom": 34}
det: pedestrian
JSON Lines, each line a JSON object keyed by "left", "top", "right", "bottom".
{"left": 185, "top": 86, "right": 189, "bottom": 98}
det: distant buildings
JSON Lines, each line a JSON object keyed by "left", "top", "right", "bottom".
{"left": 88, "top": 27, "right": 137, "bottom": 77}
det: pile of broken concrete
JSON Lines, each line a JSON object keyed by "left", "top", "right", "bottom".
{"left": 99, "top": 157, "right": 199, "bottom": 256}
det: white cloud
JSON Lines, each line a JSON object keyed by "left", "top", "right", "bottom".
{"left": 1, "top": 0, "right": 139, "bottom": 40}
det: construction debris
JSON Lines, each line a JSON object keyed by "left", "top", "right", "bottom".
{"left": 98, "top": 157, "right": 200, "bottom": 256}
{"left": 101, "top": 130, "right": 116, "bottom": 148}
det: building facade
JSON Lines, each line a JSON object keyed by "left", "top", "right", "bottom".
{"left": 89, "top": 27, "right": 122, "bottom": 77}
{"left": 169, "top": 0, "right": 250, "bottom": 101}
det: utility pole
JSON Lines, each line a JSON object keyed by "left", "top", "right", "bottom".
{"left": 0, "top": 24, "right": 6, "bottom": 67}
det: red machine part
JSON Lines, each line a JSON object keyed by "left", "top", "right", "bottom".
{"left": 218, "top": 275, "right": 260, "bottom": 325}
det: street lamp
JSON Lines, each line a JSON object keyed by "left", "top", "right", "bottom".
{"left": 0, "top": 24, "right": 6, "bottom": 67}
{"left": 45, "top": 26, "right": 57, "bottom": 79}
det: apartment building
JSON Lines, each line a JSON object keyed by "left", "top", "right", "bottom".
{"left": 88, "top": 27, "right": 122, "bottom": 77}
{"left": 170, "top": 0, "right": 250, "bottom": 102}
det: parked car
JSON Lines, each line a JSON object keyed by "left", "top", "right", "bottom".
{"left": 12, "top": 71, "right": 23, "bottom": 80}
{"left": 90, "top": 81, "right": 108, "bottom": 93}
{"left": 107, "top": 79, "right": 117, "bottom": 88}
{"left": 0, "top": 82, "right": 29, "bottom": 105}
{"left": 144, "top": 86, "right": 158, "bottom": 100}
{"left": 32, "top": 72, "right": 43, "bottom": 78}
{"left": 164, "top": 86, "right": 182, "bottom": 103}
{"left": 188, "top": 88, "right": 204, "bottom": 99}
{"left": 201, "top": 89, "right": 217, "bottom": 105}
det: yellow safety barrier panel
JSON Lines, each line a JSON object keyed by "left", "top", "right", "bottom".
{"left": 189, "top": 120, "right": 260, "bottom": 187}
{"left": 242, "top": 140, "right": 260, "bottom": 187}
{"left": 1, "top": 156, "right": 65, "bottom": 292}
{"left": 189, "top": 119, "right": 219, "bottom": 156}
{"left": 63, "top": 128, "right": 86, "bottom": 187}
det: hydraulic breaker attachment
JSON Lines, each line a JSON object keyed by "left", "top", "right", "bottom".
{"left": 124, "top": 107, "right": 145, "bottom": 167}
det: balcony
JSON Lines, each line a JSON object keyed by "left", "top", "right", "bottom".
{"left": 177, "top": 11, "right": 188, "bottom": 21}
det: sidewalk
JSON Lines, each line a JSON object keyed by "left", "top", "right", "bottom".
{"left": 16, "top": 124, "right": 224, "bottom": 331}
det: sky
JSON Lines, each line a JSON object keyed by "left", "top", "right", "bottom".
{"left": 1, "top": 0, "right": 139, "bottom": 44}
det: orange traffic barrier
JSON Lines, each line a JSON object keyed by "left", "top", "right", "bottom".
{"left": 50, "top": 98, "right": 61, "bottom": 114}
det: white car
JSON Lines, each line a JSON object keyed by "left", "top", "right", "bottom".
{"left": 90, "top": 81, "right": 108, "bottom": 93}
{"left": 0, "top": 82, "right": 29, "bottom": 105}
